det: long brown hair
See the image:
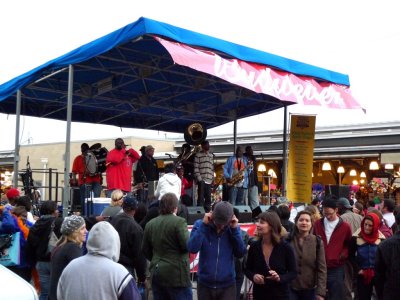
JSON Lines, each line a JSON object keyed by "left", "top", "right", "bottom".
{"left": 292, "top": 210, "right": 313, "bottom": 237}
{"left": 258, "top": 211, "right": 282, "bottom": 245}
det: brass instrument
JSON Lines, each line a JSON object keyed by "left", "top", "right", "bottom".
{"left": 176, "top": 123, "right": 207, "bottom": 166}
{"left": 184, "top": 123, "right": 207, "bottom": 146}
{"left": 175, "top": 145, "right": 200, "bottom": 165}
{"left": 227, "top": 161, "right": 253, "bottom": 186}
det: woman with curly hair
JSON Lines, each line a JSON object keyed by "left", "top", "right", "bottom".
{"left": 48, "top": 215, "right": 87, "bottom": 300}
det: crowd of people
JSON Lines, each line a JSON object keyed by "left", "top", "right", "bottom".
{"left": 1, "top": 138, "right": 400, "bottom": 300}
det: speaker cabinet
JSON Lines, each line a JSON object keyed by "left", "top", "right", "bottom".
{"left": 234, "top": 205, "right": 252, "bottom": 223}
{"left": 325, "top": 185, "right": 350, "bottom": 199}
{"left": 187, "top": 206, "right": 205, "bottom": 225}
{"left": 251, "top": 205, "right": 270, "bottom": 219}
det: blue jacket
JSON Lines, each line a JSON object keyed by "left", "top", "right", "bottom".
{"left": 187, "top": 219, "right": 246, "bottom": 288}
{"left": 223, "top": 156, "right": 249, "bottom": 188}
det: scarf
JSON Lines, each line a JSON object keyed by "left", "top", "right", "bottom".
{"left": 360, "top": 213, "right": 380, "bottom": 244}
{"left": 359, "top": 213, "right": 380, "bottom": 285}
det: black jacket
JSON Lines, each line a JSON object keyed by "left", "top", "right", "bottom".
{"left": 110, "top": 212, "right": 147, "bottom": 282}
{"left": 375, "top": 232, "right": 400, "bottom": 300}
{"left": 27, "top": 215, "right": 62, "bottom": 263}
{"left": 134, "top": 155, "right": 159, "bottom": 183}
{"left": 245, "top": 239, "right": 297, "bottom": 300}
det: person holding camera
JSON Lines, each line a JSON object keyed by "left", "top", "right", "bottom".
{"left": 188, "top": 201, "right": 246, "bottom": 300}
{"left": 245, "top": 211, "right": 297, "bottom": 300}
{"left": 106, "top": 138, "right": 140, "bottom": 197}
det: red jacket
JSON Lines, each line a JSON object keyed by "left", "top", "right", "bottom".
{"left": 106, "top": 148, "right": 140, "bottom": 192}
{"left": 72, "top": 155, "right": 101, "bottom": 185}
{"left": 314, "top": 217, "right": 352, "bottom": 269}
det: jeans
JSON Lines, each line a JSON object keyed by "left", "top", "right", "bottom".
{"left": 247, "top": 185, "right": 259, "bottom": 210}
{"left": 230, "top": 187, "right": 245, "bottom": 206}
{"left": 152, "top": 276, "right": 192, "bottom": 300}
{"left": 327, "top": 266, "right": 345, "bottom": 300}
{"left": 197, "top": 181, "right": 211, "bottom": 212}
{"left": 37, "top": 261, "right": 51, "bottom": 300}
{"left": 289, "top": 287, "right": 316, "bottom": 300}
{"left": 235, "top": 276, "right": 244, "bottom": 300}
{"left": 197, "top": 282, "right": 236, "bottom": 300}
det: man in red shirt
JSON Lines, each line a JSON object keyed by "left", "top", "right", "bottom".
{"left": 71, "top": 143, "right": 102, "bottom": 214}
{"left": 106, "top": 138, "right": 140, "bottom": 197}
{"left": 314, "top": 196, "right": 352, "bottom": 300}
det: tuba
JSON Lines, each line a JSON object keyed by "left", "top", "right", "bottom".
{"left": 184, "top": 123, "right": 207, "bottom": 145}
{"left": 176, "top": 123, "right": 207, "bottom": 165}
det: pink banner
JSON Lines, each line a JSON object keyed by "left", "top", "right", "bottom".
{"left": 156, "top": 37, "right": 363, "bottom": 110}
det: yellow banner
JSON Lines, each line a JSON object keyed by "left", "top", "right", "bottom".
{"left": 287, "top": 115, "right": 316, "bottom": 204}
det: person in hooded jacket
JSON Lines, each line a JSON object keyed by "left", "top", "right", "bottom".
{"left": 26, "top": 200, "right": 62, "bottom": 300}
{"left": 349, "top": 213, "right": 385, "bottom": 300}
{"left": 57, "top": 221, "right": 140, "bottom": 300}
{"left": 154, "top": 163, "right": 181, "bottom": 201}
{"left": 188, "top": 201, "right": 246, "bottom": 300}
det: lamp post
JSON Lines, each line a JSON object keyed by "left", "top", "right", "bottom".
{"left": 337, "top": 166, "right": 345, "bottom": 185}
{"left": 258, "top": 163, "right": 267, "bottom": 204}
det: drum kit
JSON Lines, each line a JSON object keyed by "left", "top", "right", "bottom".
{"left": 84, "top": 143, "right": 108, "bottom": 176}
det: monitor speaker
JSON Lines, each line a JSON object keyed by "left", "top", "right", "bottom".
{"left": 325, "top": 185, "right": 350, "bottom": 199}
{"left": 187, "top": 206, "right": 205, "bottom": 225}
{"left": 234, "top": 205, "right": 252, "bottom": 223}
{"left": 251, "top": 205, "right": 270, "bottom": 219}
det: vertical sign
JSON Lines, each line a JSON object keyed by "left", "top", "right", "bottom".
{"left": 287, "top": 114, "right": 316, "bottom": 203}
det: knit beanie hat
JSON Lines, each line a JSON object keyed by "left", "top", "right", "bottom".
{"left": 61, "top": 215, "right": 85, "bottom": 235}
{"left": 212, "top": 201, "right": 234, "bottom": 225}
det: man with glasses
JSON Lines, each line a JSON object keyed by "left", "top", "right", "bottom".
{"left": 313, "top": 196, "right": 352, "bottom": 300}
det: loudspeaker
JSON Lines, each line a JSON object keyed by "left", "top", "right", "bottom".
{"left": 187, "top": 206, "right": 205, "bottom": 225}
{"left": 252, "top": 205, "right": 270, "bottom": 219}
{"left": 234, "top": 205, "right": 252, "bottom": 223}
{"left": 325, "top": 185, "right": 350, "bottom": 199}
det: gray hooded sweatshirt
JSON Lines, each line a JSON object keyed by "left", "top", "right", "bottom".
{"left": 57, "top": 221, "right": 140, "bottom": 300}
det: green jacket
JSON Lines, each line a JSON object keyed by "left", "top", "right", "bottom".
{"left": 142, "top": 214, "right": 191, "bottom": 287}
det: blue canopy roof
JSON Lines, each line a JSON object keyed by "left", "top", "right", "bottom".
{"left": 0, "top": 17, "right": 350, "bottom": 133}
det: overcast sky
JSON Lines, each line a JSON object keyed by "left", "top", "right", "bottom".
{"left": 1, "top": 0, "right": 399, "bottom": 150}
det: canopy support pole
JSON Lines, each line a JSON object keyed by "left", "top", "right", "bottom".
{"left": 62, "top": 65, "right": 74, "bottom": 217}
{"left": 282, "top": 105, "right": 288, "bottom": 197}
{"left": 233, "top": 119, "right": 237, "bottom": 152}
{"left": 12, "top": 90, "right": 21, "bottom": 187}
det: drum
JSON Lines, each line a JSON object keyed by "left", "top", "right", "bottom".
{"left": 84, "top": 147, "right": 108, "bottom": 175}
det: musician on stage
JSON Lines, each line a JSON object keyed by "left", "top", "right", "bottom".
{"left": 243, "top": 145, "right": 259, "bottom": 210}
{"left": 71, "top": 143, "right": 102, "bottom": 213}
{"left": 194, "top": 140, "right": 214, "bottom": 212}
{"left": 223, "top": 146, "right": 249, "bottom": 206}
{"left": 106, "top": 138, "right": 140, "bottom": 197}
{"left": 134, "top": 145, "right": 159, "bottom": 203}
{"left": 176, "top": 143, "right": 195, "bottom": 197}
